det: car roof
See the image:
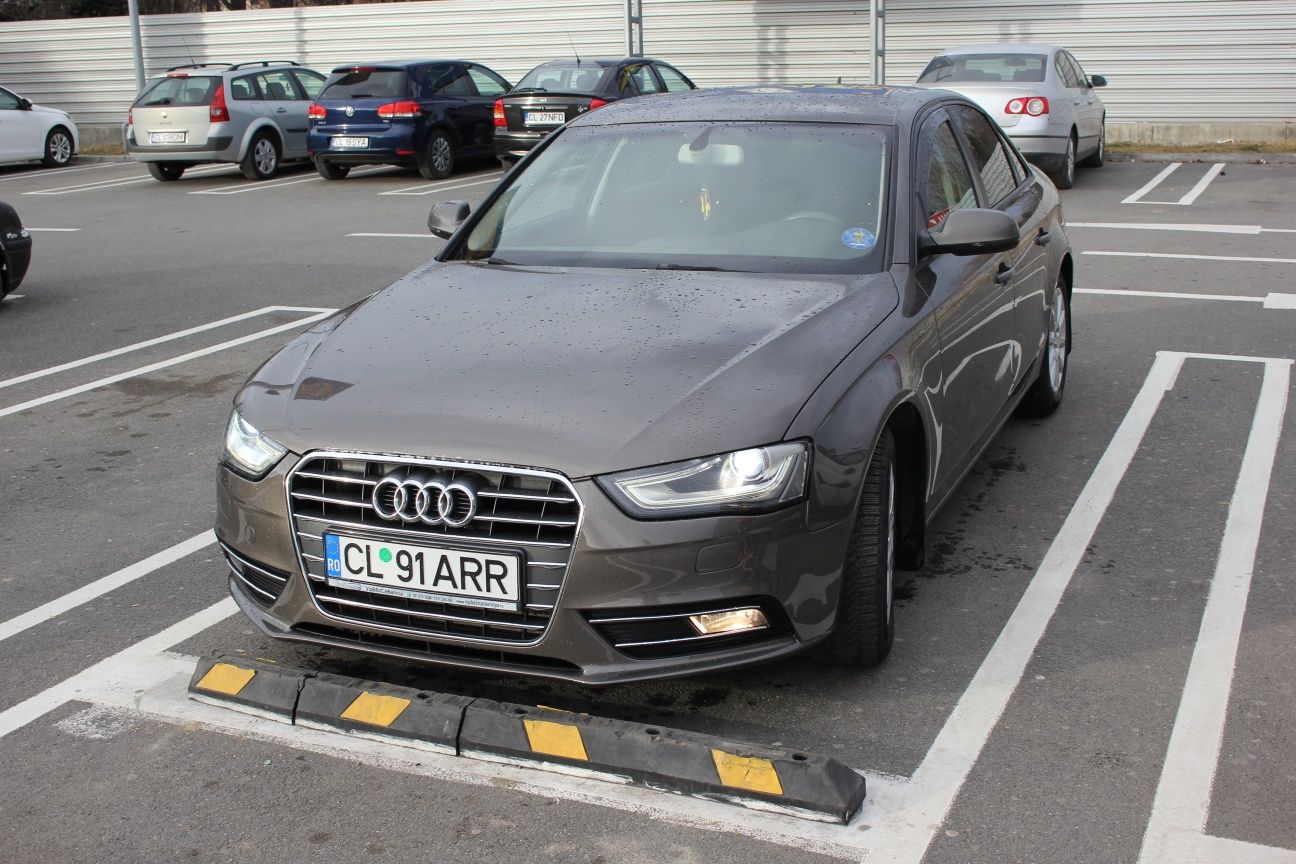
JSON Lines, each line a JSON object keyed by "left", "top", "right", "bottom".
{"left": 530, "top": 58, "right": 670, "bottom": 68}
{"left": 327, "top": 60, "right": 478, "bottom": 72}
{"left": 937, "top": 43, "right": 1059, "bottom": 56}
{"left": 570, "top": 84, "right": 947, "bottom": 128}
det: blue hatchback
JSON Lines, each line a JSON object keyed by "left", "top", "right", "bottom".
{"left": 308, "top": 60, "right": 511, "bottom": 181}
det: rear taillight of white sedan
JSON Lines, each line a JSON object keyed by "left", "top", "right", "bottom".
{"left": 1005, "top": 96, "right": 1049, "bottom": 117}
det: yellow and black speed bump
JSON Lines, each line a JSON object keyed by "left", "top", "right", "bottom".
{"left": 294, "top": 671, "right": 473, "bottom": 754}
{"left": 459, "top": 699, "right": 867, "bottom": 824}
{"left": 188, "top": 654, "right": 307, "bottom": 722}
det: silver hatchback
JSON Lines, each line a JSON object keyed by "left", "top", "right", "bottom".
{"left": 125, "top": 60, "right": 326, "bottom": 182}
{"left": 915, "top": 43, "right": 1107, "bottom": 189}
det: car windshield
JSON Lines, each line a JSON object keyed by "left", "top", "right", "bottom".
{"left": 135, "top": 76, "right": 219, "bottom": 107}
{"left": 458, "top": 122, "right": 889, "bottom": 274}
{"left": 918, "top": 53, "right": 1047, "bottom": 84}
{"left": 514, "top": 63, "right": 609, "bottom": 93}
{"left": 321, "top": 69, "right": 408, "bottom": 99}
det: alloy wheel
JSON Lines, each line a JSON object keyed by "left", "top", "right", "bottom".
{"left": 1048, "top": 289, "right": 1068, "bottom": 392}
{"left": 254, "top": 139, "right": 277, "bottom": 175}
{"left": 432, "top": 137, "right": 453, "bottom": 175}
{"left": 49, "top": 132, "right": 72, "bottom": 164}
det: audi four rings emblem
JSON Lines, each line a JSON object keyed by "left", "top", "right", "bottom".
{"left": 372, "top": 472, "right": 478, "bottom": 527}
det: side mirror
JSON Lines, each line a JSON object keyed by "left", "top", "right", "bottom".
{"left": 428, "top": 200, "right": 471, "bottom": 239}
{"left": 17, "top": 97, "right": 32, "bottom": 110}
{"left": 1089, "top": 74, "right": 1107, "bottom": 88}
{"left": 920, "top": 208, "right": 1019, "bottom": 257}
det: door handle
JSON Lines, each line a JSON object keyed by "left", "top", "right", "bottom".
{"left": 275, "top": 107, "right": 288, "bottom": 113}
{"left": 1035, "top": 229, "right": 1051, "bottom": 246}
{"left": 994, "top": 264, "right": 1014, "bottom": 285}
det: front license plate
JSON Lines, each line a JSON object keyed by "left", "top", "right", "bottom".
{"left": 331, "top": 136, "right": 369, "bottom": 149}
{"left": 524, "top": 111, "right": 566, "bottom": 126}
{"left": 149, "top": 131, "right": 186, "bottom": 144}
{"left": 324, "top": 533, "right": 520, "bottom": 611}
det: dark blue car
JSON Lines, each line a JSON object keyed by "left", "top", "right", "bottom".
{"left": 308, "top": 60, "right": 511, "bottom": 180}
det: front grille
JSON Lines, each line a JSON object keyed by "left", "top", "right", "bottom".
{"left": 220, "top": 541, "right": 290, "bottom": 606}
{"left": 288, "top": 452, "right": 580, "bottom": 645}
{"left": 587, "top": 597, "right": 790, "bottom": 659}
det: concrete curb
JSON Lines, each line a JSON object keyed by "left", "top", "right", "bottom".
{"left": 1107, "top": 151, "right": 1296, "bottom": 164}
{"left": 186, "top": 653, "right": 867, "bottom": 824}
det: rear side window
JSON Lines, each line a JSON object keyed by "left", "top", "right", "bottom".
{"left": 255, "top": 70, "right": 299, "bottom": 101}
{"left": 655, "top": 65, "right": 693, "bottom": 92}
{"left": 949, "top": 105, "right": 1019, "bottom": 205}
{"left": 230, "top": 76, "right": 257, "bottom": 101}
{"left": 921, "top": 120, "right": 976, "bottom": 230}
{"left": 135, "top": 76, "right": 219, "bottom": 107}
{"left": 1054, "top": 53, "right": 1081, "bottom": 88}
{"left": 918, "top": 53, "right": 1047, "bottom": 84}
{"left": 1064, "top": 52, "right": 1089, "bottom": 87}
{"left": 322, "top": 69, "right": 408, "bottom": 100}
{"left": 427, "top": 65, "right": 475, "bottom": 97}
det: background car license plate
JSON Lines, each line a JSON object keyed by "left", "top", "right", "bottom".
{"left": 524, "top": 111, "right": 566, "bottom": 126}
{"left": 324, "top": 534, "right": 520, "bottom": 611}
{"left": 331, "top": 136, "right": 369, "bottom": 149}
{"left": 148, "top": 131, "right": 186, "bottom": 144}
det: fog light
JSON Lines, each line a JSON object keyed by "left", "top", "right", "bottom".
{"left": 688, "top": 608, "right": 768, "bottom": 636}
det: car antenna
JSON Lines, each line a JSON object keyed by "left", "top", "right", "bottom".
{"left": 181, "top": 35, "right": 197, "bottom": 69}
{"left": 566, "top": 32, "right": 581, "bottom": 64}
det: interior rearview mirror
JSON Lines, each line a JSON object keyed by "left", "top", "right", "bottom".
{"left": 919, "top": 208, "right": 1020, "bottom": 257}
{"left": 428, "top": 200, "right": 471, "bottom": 239}
{"left": 1089, "top": 74, "right": 1107, "bottom": 88}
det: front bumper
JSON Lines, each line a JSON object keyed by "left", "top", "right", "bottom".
{"left": 0, "top": 231, "right": 32, "bottom": 293}
{"left": 216, "top": 454, "right": 852, "bottom": 684}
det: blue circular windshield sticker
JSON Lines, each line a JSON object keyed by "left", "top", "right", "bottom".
{"left": 842, "top": 227, "right": 876, "bottom": 250}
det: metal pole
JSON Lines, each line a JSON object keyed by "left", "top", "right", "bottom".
{"left": 625, "top": 0, "right": 643, "bottom": 57}
{"left": 871, "top": 0, "right": 886, "bottom": 85}
{"left": 128, "top": 0, "right": 145, "bottom": 91}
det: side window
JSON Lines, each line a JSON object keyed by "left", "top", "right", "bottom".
{"left": 1054, "top": 53, "right": 1080, "bottom": 89}
{"left": 949, "top": 105, "right": 1019, "bottom": 206}
{"left": 921, "top": 120, "right": 977, "bottom": 230}
{"left": 0, "top": 88, "right": 19, "bottom": 110}
{"left": 655, "top": 64, "right": 694, "bottom": 93}
{"left": 255, "top": 71, "right": 298, "bottom": 101}
{"left": 466, "top": 66, "right": 508, "bottom": 97}
{"left": 292, "top": 70, "right": 325, "bottom": 100}
{"left": 1065, "top": 53, "right": 1089, "bottom": 87}
{"left": 630, "top": 64, "right": 664, "bottom": 93}
{"left": 431, "top": 64, "right": 475, "bottom": 97}
{"left": 230, "top": 76, "right": 258, "bottom": 101}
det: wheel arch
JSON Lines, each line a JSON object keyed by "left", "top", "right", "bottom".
{"left": 237, "top": 121, "right": 283, "bottom": 161}
{"left": 884, "top": 401, "right": 927, "bottom": 570}
{"left": 1059, "top": 251, "right": 1074, "bottom": 352}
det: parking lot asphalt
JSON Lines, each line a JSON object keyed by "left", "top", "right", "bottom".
{"left": 0, "top": 155, "right": 1293, "bottom": 864}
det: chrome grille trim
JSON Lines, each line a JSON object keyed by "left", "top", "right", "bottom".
{"left": 287, "top": 450, "right": 582, "bottom": 648}
{"left": 613, "top": 628, "right": 767, "bottom": 649}
{"left": 223, "top": 543, "right": 288, "bottom": 584}
{"left": 587, "top": 605, "right": 754, "bottom": 625}
{"left": 230, "top": 566, "right": 276, "bottom": 601}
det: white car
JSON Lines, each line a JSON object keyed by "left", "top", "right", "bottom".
{"left": 0, "top": 86, "right": 78, "bottom": 167}
{"left": 915, "top": 44, "right": 1107, "bottom": 189}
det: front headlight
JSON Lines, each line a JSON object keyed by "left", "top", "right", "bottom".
{"left": 221, "top": 409, "right": 287, "bottom": 479}
{"left": 598, "top": 441, "right": 810, "bottom": 519}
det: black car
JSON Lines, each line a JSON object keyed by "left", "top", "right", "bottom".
{"left": 217, "top": 85, "right": 1073, "bottom": 684}
{"left": 0, "top": 200, "right": 31, "bottom": 299}
{"left": 308, "top": 60, "right": 511, "bottom": 180}
{"left": 494, "top": 57, "right": 694, "bottom": 167}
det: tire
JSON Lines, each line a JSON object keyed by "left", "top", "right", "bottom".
{"left": 316, "top": 159, "right": 351, "bottom": 181}
{"left": 418, "top": 130, "right": 455, "bottom": 180}
{"left": 1082, "top": 119, "right": 1105, "bottom": 168}
{"left": 1019, "top": 276, "right": 1070, "bottom": 417}
{"left": 240, "top": 132, "right": 280, "bottom": 180}
{"left": 498, "top": 157, "right": 517, "bottom": 171}
{"left": 146, "top": 162, "right": 186, "bottom": 182}
{"left": 42, "top": 126, "right": 74, "bottom": 167}
{"left": 1050, "top": 133, "right": 1077, "bottom": 190}
{"left": 818, "top": 428, "right": 897, "bottom": 667}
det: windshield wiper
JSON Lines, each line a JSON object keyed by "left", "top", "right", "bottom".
{"left": 654, "top": 263, "right": 737, "bottom": 272}
{"left": 466, "top": 256, "right": 516, "bottom": 266}
{"left": 510, "top": 87, "right": 548, "bottom": 94}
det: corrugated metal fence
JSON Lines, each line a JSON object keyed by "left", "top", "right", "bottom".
{"left": 0, "top": 0, "right": 1291, "bottom": 139}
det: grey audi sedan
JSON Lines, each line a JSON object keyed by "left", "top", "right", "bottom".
{"left": 217, "top": 85, "right": 1073, "bottom": 684}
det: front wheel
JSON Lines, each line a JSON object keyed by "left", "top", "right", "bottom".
{"left": 146, "top": 162, "right": 186, "bottom": 182}
{"left": 418, "top": 130, "right": 455, "bottom": 180}
{"left": 1019, "top": 277, "right": 1070, "bottom": 417}
{"left": 316, "top": 159, "right": 350, "bottom": 181}
{"left": 43, "top": 127, "right": 74, "bottom": 167}
{"left": 240, "top": 132, "right": 280, "bottom": 180}
{"left": 1051, "top": 134, "right": 1077, "bottom": 189}
{"left": 1082, "top": 120, "right": 1105, "bottom": 168}
{"left": 817, "top": 428, "right": 897, "bottom": 667}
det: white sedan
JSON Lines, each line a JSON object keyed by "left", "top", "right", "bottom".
{"left": 0, "top": 86, "right": 78, "bottom": 167}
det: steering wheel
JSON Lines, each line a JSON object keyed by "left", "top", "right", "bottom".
{"left": 780, "top": 211, "right": 841, "bottom": 226}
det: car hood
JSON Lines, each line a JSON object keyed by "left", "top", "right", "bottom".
{"left": 32, "top": 104, "right": 71, "bottom": 119}
{"left": 239, "top": 262, "right": 898, "bottom": 479}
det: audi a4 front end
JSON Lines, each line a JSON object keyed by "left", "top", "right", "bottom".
{"left": 216, "top": 86, "right": 1074, "bottom": 683}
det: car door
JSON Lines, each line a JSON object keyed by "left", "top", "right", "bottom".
{"left": 464, "top": 65, "right": 510, "bottom": 154}
{"left": 254, "top": 70, "right": 307, "bottom": 157}
{"left": 0, "top": 87, "right": 44, "bottom": 161}
{"left": 913, "top": 109, "right": 1018, "bottom": 496}
{"left": 1052, "top": 50, "right": 1085, "bottom": 140}
{"left": 1065, "top": 52, "right": 1102, "bottom": 152}
{"left": 948, "top": 104, "right": 1049, "bottom": 394}
{"left": 423, "top": 63, "right": 489, "bottom": 154}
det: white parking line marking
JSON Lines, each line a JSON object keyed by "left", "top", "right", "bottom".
{"left": 1138, "top": 358, "right": 1292, "bottom": 864}
{"left": 0, "top": 163, "right": 114, "bottom": 183}
{"left": 1175, "top": 163, "right": 1227, "bottom": 206}
{"left": 1122, "top": 163, "right": 1180, "bottom": 204}
{"left": 1084, "top": 251, "right": 1296, "bottom": 265}
{"left": 23, "top": 164, "right": 233, "bottom": 195}
{"left": 0, "top": 531, "right": 214, "bottom": 644}
{"left": 347, "top": 233, "right": 430, "bottom": 238}
{"left": 1069, "top": 222, "right": 1262, "bottom": 235}
{"left": 24, "top": 227, "right": 82, "bottom": 233}
{"left": 1, "top": 294, "right": 24, "bottom": 302}
{"left": 187, "top": 165, "right": 393, "bottom": 195}
{"left": 1076, "top": 288, "right": 1263, "bottom": 303}
{"left": 379, "top": 173, "right": 502, "bottom": 196}
{"left": 0, "top": 305, "right": 333, "bottom": 392}
{"left": 1263, "top": 293, "right": 1296, "bottom": 309}
{"left": 0, "top": 310, "right": 332, "bottom": 419}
